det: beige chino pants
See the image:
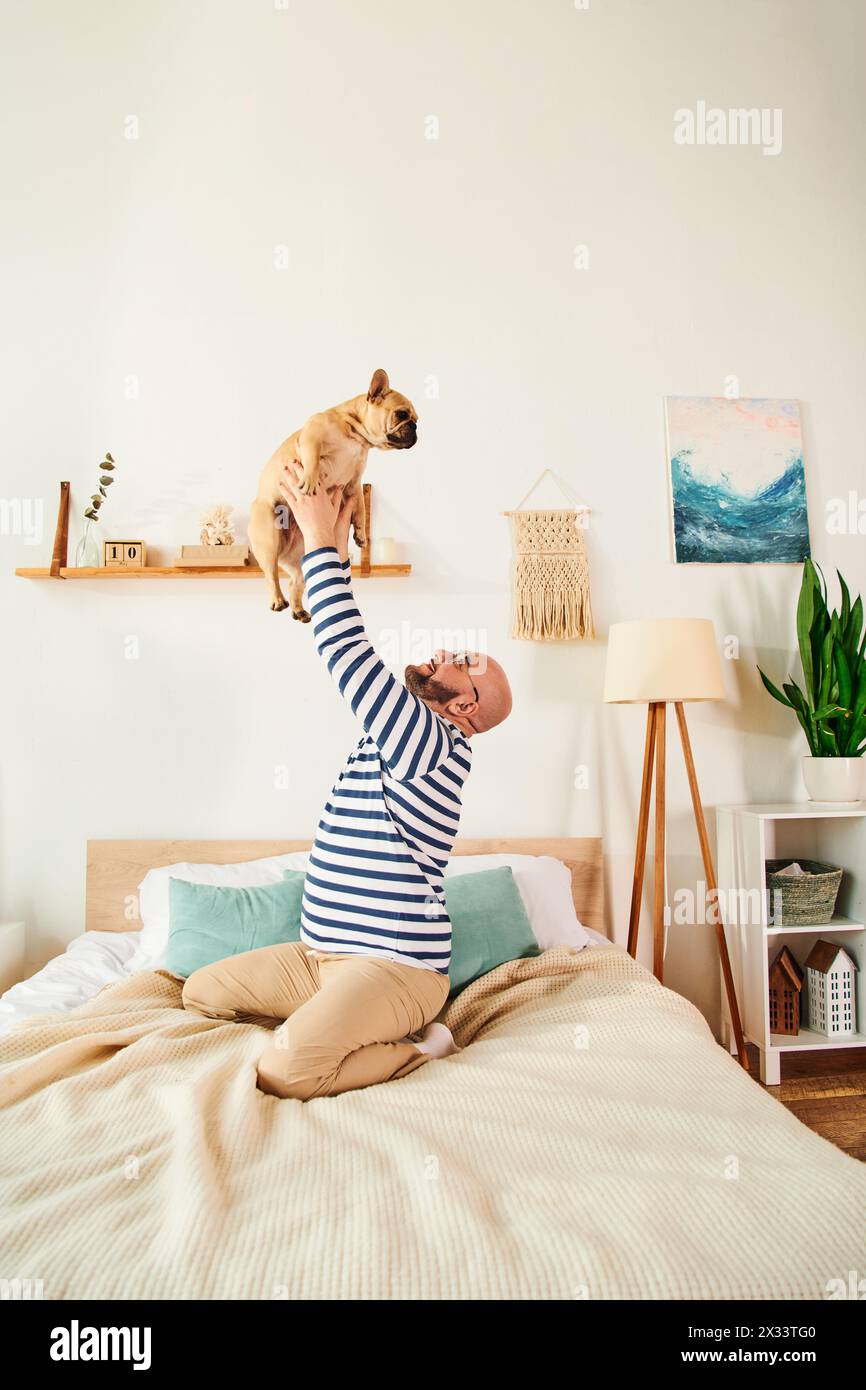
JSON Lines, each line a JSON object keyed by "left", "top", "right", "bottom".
{"left": 182, "top": 942, "right": 449, "bottom": 1101}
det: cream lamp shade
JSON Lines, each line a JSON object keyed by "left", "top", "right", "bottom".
{"left": 603, "top": 619, "right": 724, "bottom": 704}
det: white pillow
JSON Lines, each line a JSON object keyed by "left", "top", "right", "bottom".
{"left": 128, "top": 851, "right": 310, "bottom": 972}
{"left": 128, "top": 850, "right": 594, "bottom": 973}
{"left": 445, "top": 854, "right": 593, "bottom": 953}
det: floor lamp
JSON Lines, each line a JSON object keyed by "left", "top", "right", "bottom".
{"left": 603, "top": 618, "right": 748, "bottom": 1070}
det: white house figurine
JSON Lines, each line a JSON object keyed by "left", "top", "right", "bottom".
{"left": 804, "top": 940, "right": 858, "bottom": 1038}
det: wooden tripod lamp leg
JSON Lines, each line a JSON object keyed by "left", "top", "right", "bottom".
{"left": 652, "top": 703, "right": 667, "bottom": 983}
{"left": 627, "top": 703, "right": 657, "bottom": 958}
{"left": 674, "top": 703, "right": 749, "bottom": 1070}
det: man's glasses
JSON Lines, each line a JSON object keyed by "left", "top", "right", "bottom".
{"left": 450, "top": 652, "right": 480, "bottom": 705}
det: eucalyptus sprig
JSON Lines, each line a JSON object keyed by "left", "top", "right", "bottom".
{"left": 84, "top": 452, "right": 116, "bottom": 521}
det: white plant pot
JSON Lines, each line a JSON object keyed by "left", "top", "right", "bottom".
{"left": 802, "top": 756, "right": 864, "bottom": 805}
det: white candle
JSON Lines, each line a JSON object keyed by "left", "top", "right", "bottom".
{"left": 373, "top": 537, "right": 397, "bottom": 565}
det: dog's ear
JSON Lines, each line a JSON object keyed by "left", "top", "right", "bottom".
{"left": 367, "top": 369, "right": 389, "bottom": 402}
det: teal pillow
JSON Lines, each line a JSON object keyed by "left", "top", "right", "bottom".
{"left": 443, "top": 866, "right": 539, "bottom": 995}
{"left": 166, "top": 871, "right": 305, "bottom": 978}
{"left": 284, "top": 864, "right": 537, "bottom": 995}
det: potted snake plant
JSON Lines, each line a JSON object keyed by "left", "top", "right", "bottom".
{"left": 758, "top": 559, "right": 866, "bottom": 804}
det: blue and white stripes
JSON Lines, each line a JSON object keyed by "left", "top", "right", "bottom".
{"left": 299, "top": 547, "right": 472, "bottom": 974}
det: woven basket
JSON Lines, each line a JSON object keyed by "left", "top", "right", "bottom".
{"left": 765, "top": 859, "right": 843, "bottom": 927}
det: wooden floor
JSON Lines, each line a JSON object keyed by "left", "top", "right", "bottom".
{"left": 747, "top": 1045, "right": 866, "bottom": 1160}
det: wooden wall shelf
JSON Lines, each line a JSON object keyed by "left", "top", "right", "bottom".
{"left": 15, "top": 482, "right": 410, "bottom": 582}
{"left": 16, "top": 564, "right": 410, "bottom": 580}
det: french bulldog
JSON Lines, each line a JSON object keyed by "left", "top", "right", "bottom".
{"left": 249, "top": 369, "right": 417, "bottom": 616}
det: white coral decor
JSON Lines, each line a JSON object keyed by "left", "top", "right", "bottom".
{"left": 200, "top": 505, "right": 235, "bottom": 546}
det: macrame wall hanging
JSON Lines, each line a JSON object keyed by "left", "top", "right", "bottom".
{"left": 504, "top": 469, "right": 594, "bottom": 641}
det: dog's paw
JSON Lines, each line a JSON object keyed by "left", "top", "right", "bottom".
{"left": 297, "top": 475, "right": 319, "bottom": 496}
{"left": 353, "top": 529, "right": 368, "bottom": 550}
{"left": 270, "top": 596, "right": 290, "bottom": 612}
{"left": 292, "top": 608, "right": 312, "bottom": 623}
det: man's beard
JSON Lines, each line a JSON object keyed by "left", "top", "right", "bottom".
{"left": 405, "top": 665, "right": 457, "bottom": 705}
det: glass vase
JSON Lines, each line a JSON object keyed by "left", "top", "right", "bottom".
{"left": 74, "top": 519, "right": 101, "bottom": 569}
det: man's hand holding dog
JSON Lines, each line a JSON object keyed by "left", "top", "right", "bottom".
{"left": 278, "top": 463, "right": 354, "bottom": 562}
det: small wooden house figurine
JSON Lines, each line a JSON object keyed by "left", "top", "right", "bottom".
{"left": 768, "top": 946, "right": 803, "bottom": 1036}
{"left": 805, "top": 940, "right": 858, "bottom": 1038}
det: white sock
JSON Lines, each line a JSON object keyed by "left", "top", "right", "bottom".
{"left": 410, "top": 1022, "right": 462, "bottom": 1058}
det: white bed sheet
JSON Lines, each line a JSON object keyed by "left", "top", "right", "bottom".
{"left": 0, "top": 926, "right": 611, "bottom": 1034}
{"left": 0, "top": 931, "right": 140, "bottom": 1034}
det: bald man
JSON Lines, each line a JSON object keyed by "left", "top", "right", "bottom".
{"left": 182, "top": 469, "right": 512, "bottom": 1101}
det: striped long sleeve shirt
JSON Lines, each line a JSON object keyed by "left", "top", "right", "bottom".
{"left": 299, "top": 546, "right": 472, "bottom": 974}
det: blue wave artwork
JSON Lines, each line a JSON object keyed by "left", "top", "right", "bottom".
{"left": 665, "top": 397, "right": 811, "bottom": 564}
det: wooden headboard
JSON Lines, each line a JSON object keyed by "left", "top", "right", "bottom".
{"left": 86, "top": 838, "right": 605, "bottom": 935}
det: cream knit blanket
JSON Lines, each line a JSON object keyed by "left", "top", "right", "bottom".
{"left": 1, "top": 945, "right": 863, "bottom": 1299}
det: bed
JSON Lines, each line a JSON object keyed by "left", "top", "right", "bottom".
{"left": 0, "top": 837, "right": 863, "bottom": 1300}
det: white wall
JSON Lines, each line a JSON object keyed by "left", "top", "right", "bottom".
{"left": 2, "top": 0, "right": 865, "bottom": 1030}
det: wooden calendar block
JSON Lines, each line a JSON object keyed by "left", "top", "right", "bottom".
{"left": 103, "top": 540, "right": 147, "bottom": 568}
{"left": 122, "top": 541, "right": 146, "bottom": 567}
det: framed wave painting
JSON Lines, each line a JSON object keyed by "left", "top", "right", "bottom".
{"left": 664, "top": 397, "right": 811, "bottom": 564}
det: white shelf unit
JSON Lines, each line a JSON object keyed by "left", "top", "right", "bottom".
{"left": 716, "top": 803, "right": 866, "bottom": 1085}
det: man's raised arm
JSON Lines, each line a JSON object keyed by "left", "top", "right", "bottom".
{"left": 300, "top": 545, "right": 454, "bottom": 780}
